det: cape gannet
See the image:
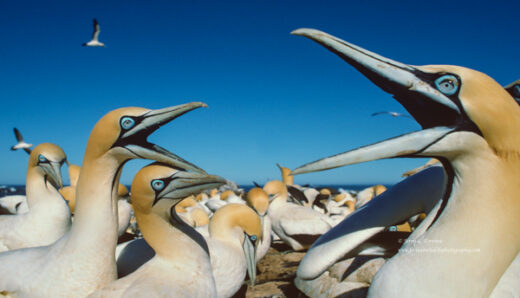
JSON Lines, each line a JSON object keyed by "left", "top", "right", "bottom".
{"left": 0, "top": 143, "right": 69, "bottom": 252}
{"left": 82, "top": 18, "right": 105, "bottom": 47}
{"left": 291, "top": 28, "right": 520, "bottom": 297}
{"left": 245, "top": 187, "right": 272, "bottom": 261}
{"left": 90, "top": 164, "right": 225, "bottom": 297}
{"left": 264, "top": 180, "right": 332, "bottom": 251}
{"left": 0, "top": 102, "right": 208, "bottom": 296}
{"left": 10, "top": 128, "right": 32, "bottom": 154}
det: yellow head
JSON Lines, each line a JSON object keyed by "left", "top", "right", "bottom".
{"left": 246, "top": 187, "right": 269, "bottom": 216}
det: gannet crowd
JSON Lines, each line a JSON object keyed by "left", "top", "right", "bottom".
{"left": 0, "top": 22, "right": 519, "bottom": 298}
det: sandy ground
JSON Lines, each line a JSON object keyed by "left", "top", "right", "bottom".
{"left": 231, "top": 241, "right": 307, "bottom": 298}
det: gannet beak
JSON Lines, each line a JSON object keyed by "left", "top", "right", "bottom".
{"left": 153, "top": 171, "right": 226, "bottom": 206}
{"left": 243, "top": 234, "right": 257, "bottom": 286}
{"left": 42, "top": 161, "right": 64, "bottom": 190}
{"left": 291, "top": 28, "right": 479, "bottom": 175}
{"left": 117, "top": 102, "right": 208, "bottom": 173}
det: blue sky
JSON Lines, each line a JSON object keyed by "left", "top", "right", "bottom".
{"left": 1, "top": 0, "right": 519, "bottom": 186}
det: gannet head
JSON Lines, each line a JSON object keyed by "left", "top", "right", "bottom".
{"left": 130, "top": 163, "right": 226, "bottom": 213}
{"left": 290, "top": 28, "right": 520, "bottom": 174}
{"left": 209, "top": 204, "right": 262, "bottom": 286}
{"left": 209, "top": 188, "right": 219, "bottom": 197}
{"left": 276, "top": 163, "right": 294, "bottom": 185}
{"left": 220, "top": 190, "right": 235, "bottom": 201}
{"left": 174, "top": 196, "right": 197, "bottom": 213}
{"left": 246, "top": 187, "right": 269, "bottom": 216}
{"left": 263, "top": 180, "right": 288, "bottom": 202}
{"left": 190, "top": 208, "right": 210, "bottom": 227}
{"left": 195, "top": 192, "right": 208, "bottom": 201}
{"left": 85, "top": 102, "right": 208, "bottom": 172}
{"left": 29, "top": 143, "right": 67, "bottom": 190}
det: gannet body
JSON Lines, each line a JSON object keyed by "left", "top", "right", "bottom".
{"left": 90, "top": 164, "right": 225, "bottom": 297}
{"left": 206, "top": 204, "right": 261, "bottom": 298}
{"left": 264, "top": 180, "right": 332, "bottom": 251}
{"left": 0, "top": 103, "right": 208, "bottom": 296}
{"left": 10, "top": 128, "right": 32, "bottom": 154}
{"left": 0, "top": 143, "right": 69, "bottom": 252}
{"left": 291, "top": 28, "right": 520, "bottom": 296}
{"left": 82, "top": 18, "right": 105, "bottom": 47}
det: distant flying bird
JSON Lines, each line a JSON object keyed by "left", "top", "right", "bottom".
{"left": 10, "top": 128, "right": 32, "bottom": 154}
{"left": 371, "top": 111, "right": 412, "bottom": 118}
{"left": 82, "top": 19, "right": 105, "bottom": 47}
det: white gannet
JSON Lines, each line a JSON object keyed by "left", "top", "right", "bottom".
{"left": 206, "top": 203, "right": 262, "bottom": 297}
{"left": 10, "top": 128, "right": 32, "bottom": 154}
{"left": 0, "top": 143, "right": 69, "bottom": 252}
{"left": 0, "top": 102, "right": 208, "bottom": 296}
{"left": 245, "top": 187, "right": 271, "bottom": 261}
{"left": 220, "top": 189, "right": 244, "bottom": 205}
{"left": 370, "top": 111, "right": 412, "bottom": 118}
{"left": 355, "top": 185, "right": 386, "bottom": 209}
{"left": 82, "top": 18, "right": 105, "bottom": 47}
{"left": 90, "top": 164, "right": 225, "bottom": 297}
{"left": 264, "top": 180, "right": 332, "bottom": 251}
{"left": 291, "top": 28, "right": 520, "bottom": 297}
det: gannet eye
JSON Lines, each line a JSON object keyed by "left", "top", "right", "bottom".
{"left": 120, "top": 117, "right": 136, "bottom": 130}
{"left": 151, "top": 179, "right": 165, "bottom": 191}
{"left": 38, "top": 154, "right": 48, "bottom": 163}
{"left": 389, "top": 226, "right": 397, "bottom": 232}
{"left": 435, "top": 75, "right": 459, "bottom": 95}
{"left": 249, "top": 235, "right": 257, "bottom": 242}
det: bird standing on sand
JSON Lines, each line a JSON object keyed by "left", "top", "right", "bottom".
{"left": 82, "top": 18, "right": 105, "bottom": 47}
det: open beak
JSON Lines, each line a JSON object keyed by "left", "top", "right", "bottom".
{"left": 153, "top": 171, "right": 227, "bottom": 206}
{"left": 42, "top": 161, "right": 64, "bottom": 190}
{"left": 119, "top": 102, "right": 208, "bottom": 173}
{"left": 290, "top": 28, "right": 478, "bottom": 175}
{"left": 243, "top": 234, "right": 257, "bottom": 286}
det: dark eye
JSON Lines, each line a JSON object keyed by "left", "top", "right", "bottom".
{"left": 435, "top": 75, "right": 459, "bottom": 95}
{"left": 120, "top": 117, "right": 135, "bottom": 130}
{"left": 38, "top": 154, "right": 48, "bottom": 163}
{"left": 249, "top": 235, "right": 257, "bottom": 242}
{"left": 151, "top": 179, "right": 165, "bottom": 191}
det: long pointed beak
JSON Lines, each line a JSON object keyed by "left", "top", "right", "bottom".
{"left": 154, "top": 171, "right": 227, "bottom": 206}
{"left": 297, "top": 166, "right": 446, "bottom": 280}
{"left": 291, "top": 29, "right": 459, "bottom": 116}
{"left": 121, "top": 102, "right": 208, "bottom": 173}
{"left": 43, "top": 161, "right": 64, "bottom": 189}
{"left": 290, "top": 28, "right": 471, "bottom": 175}
{"left": 293, "top": 126, "right": 453, "bottom": 175}
{"left": 243, "top": 235, "right": 257, "bottom": 286}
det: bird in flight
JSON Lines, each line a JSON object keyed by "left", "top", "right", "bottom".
{"left": 371, "top": 111, "right": 412, "bottom": 118}
{"left": 82, "top": 19, "right": 105, "bottom": 47}
{"left": 10, "top": 128, "right": 32, "bottom": 154}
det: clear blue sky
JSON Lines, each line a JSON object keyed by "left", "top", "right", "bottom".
{"left": 1, "top": 0, "right": 519, "bottom": 186}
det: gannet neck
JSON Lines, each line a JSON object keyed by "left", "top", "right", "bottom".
{"left": 371, "top": 136, "right": 520, "bottom": 296}
{"left": 25, "top": 166, "right": 60, "bottom": 208}
{"left": 70, "top": 153, "right": 121, "bottom": 250}
{"left": 135, "top": 208, "right": 210, "bottom": 265}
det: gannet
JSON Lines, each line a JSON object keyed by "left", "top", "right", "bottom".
{"left": 10, "top": 128, "right": 32, "bottom": 154}
{"left": 264, "top": 180, "right": 332, "bottom": 251}
{"left": 90, "top": 164, "right": 225, "bottom": 297}
{"left": 291, "top": 28, "right": 520, "bottom": 296}
{"left": 355, "top": 185, "right": 386, "bottom": 209}
{"left": 0, "top": 102, "right": 208, "bottom": 296}
{"left": 206, "top": 203, "right": 262, "bottom": 297}
{"left": 276, "top": 163, "right": 294, "bottom": 185}
{"left": 82, "top": 18, "right": 105, "bottom": 47}
{"left": 0, "top": 143, "right": 69, "bottom": 252}
{"left": 370, "top": 111, "right": 412, "bottom": 118}
{"left": 505, "top": 79, "right": 520, "bottom": 102}
{"left": 245, "top": 187, "right": 271, "bottom": 261}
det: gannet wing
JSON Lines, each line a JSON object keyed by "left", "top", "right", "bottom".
{"left": 92, "top": 19, "right": 100, "bottom": 41}
{"left": 13, "top": 128, "right": 23, "bottom": 142}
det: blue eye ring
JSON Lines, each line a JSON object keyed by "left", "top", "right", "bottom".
{"left": 120, "top": 116, "right": 136, "bottom": 130}
{"left": 151, "top": 179, "right": 165, "bottom": 191}
{"left": 38, "top": 154, "right": 48, "bottom": 163}
{"left": 434, "top": 75, "right": 459, "bottom": 96}
{"left": 389, "top": 226, "right": 397, "bottom": 232}
{"left": 249, "top": 235, "right": 257, "bottom": 242}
